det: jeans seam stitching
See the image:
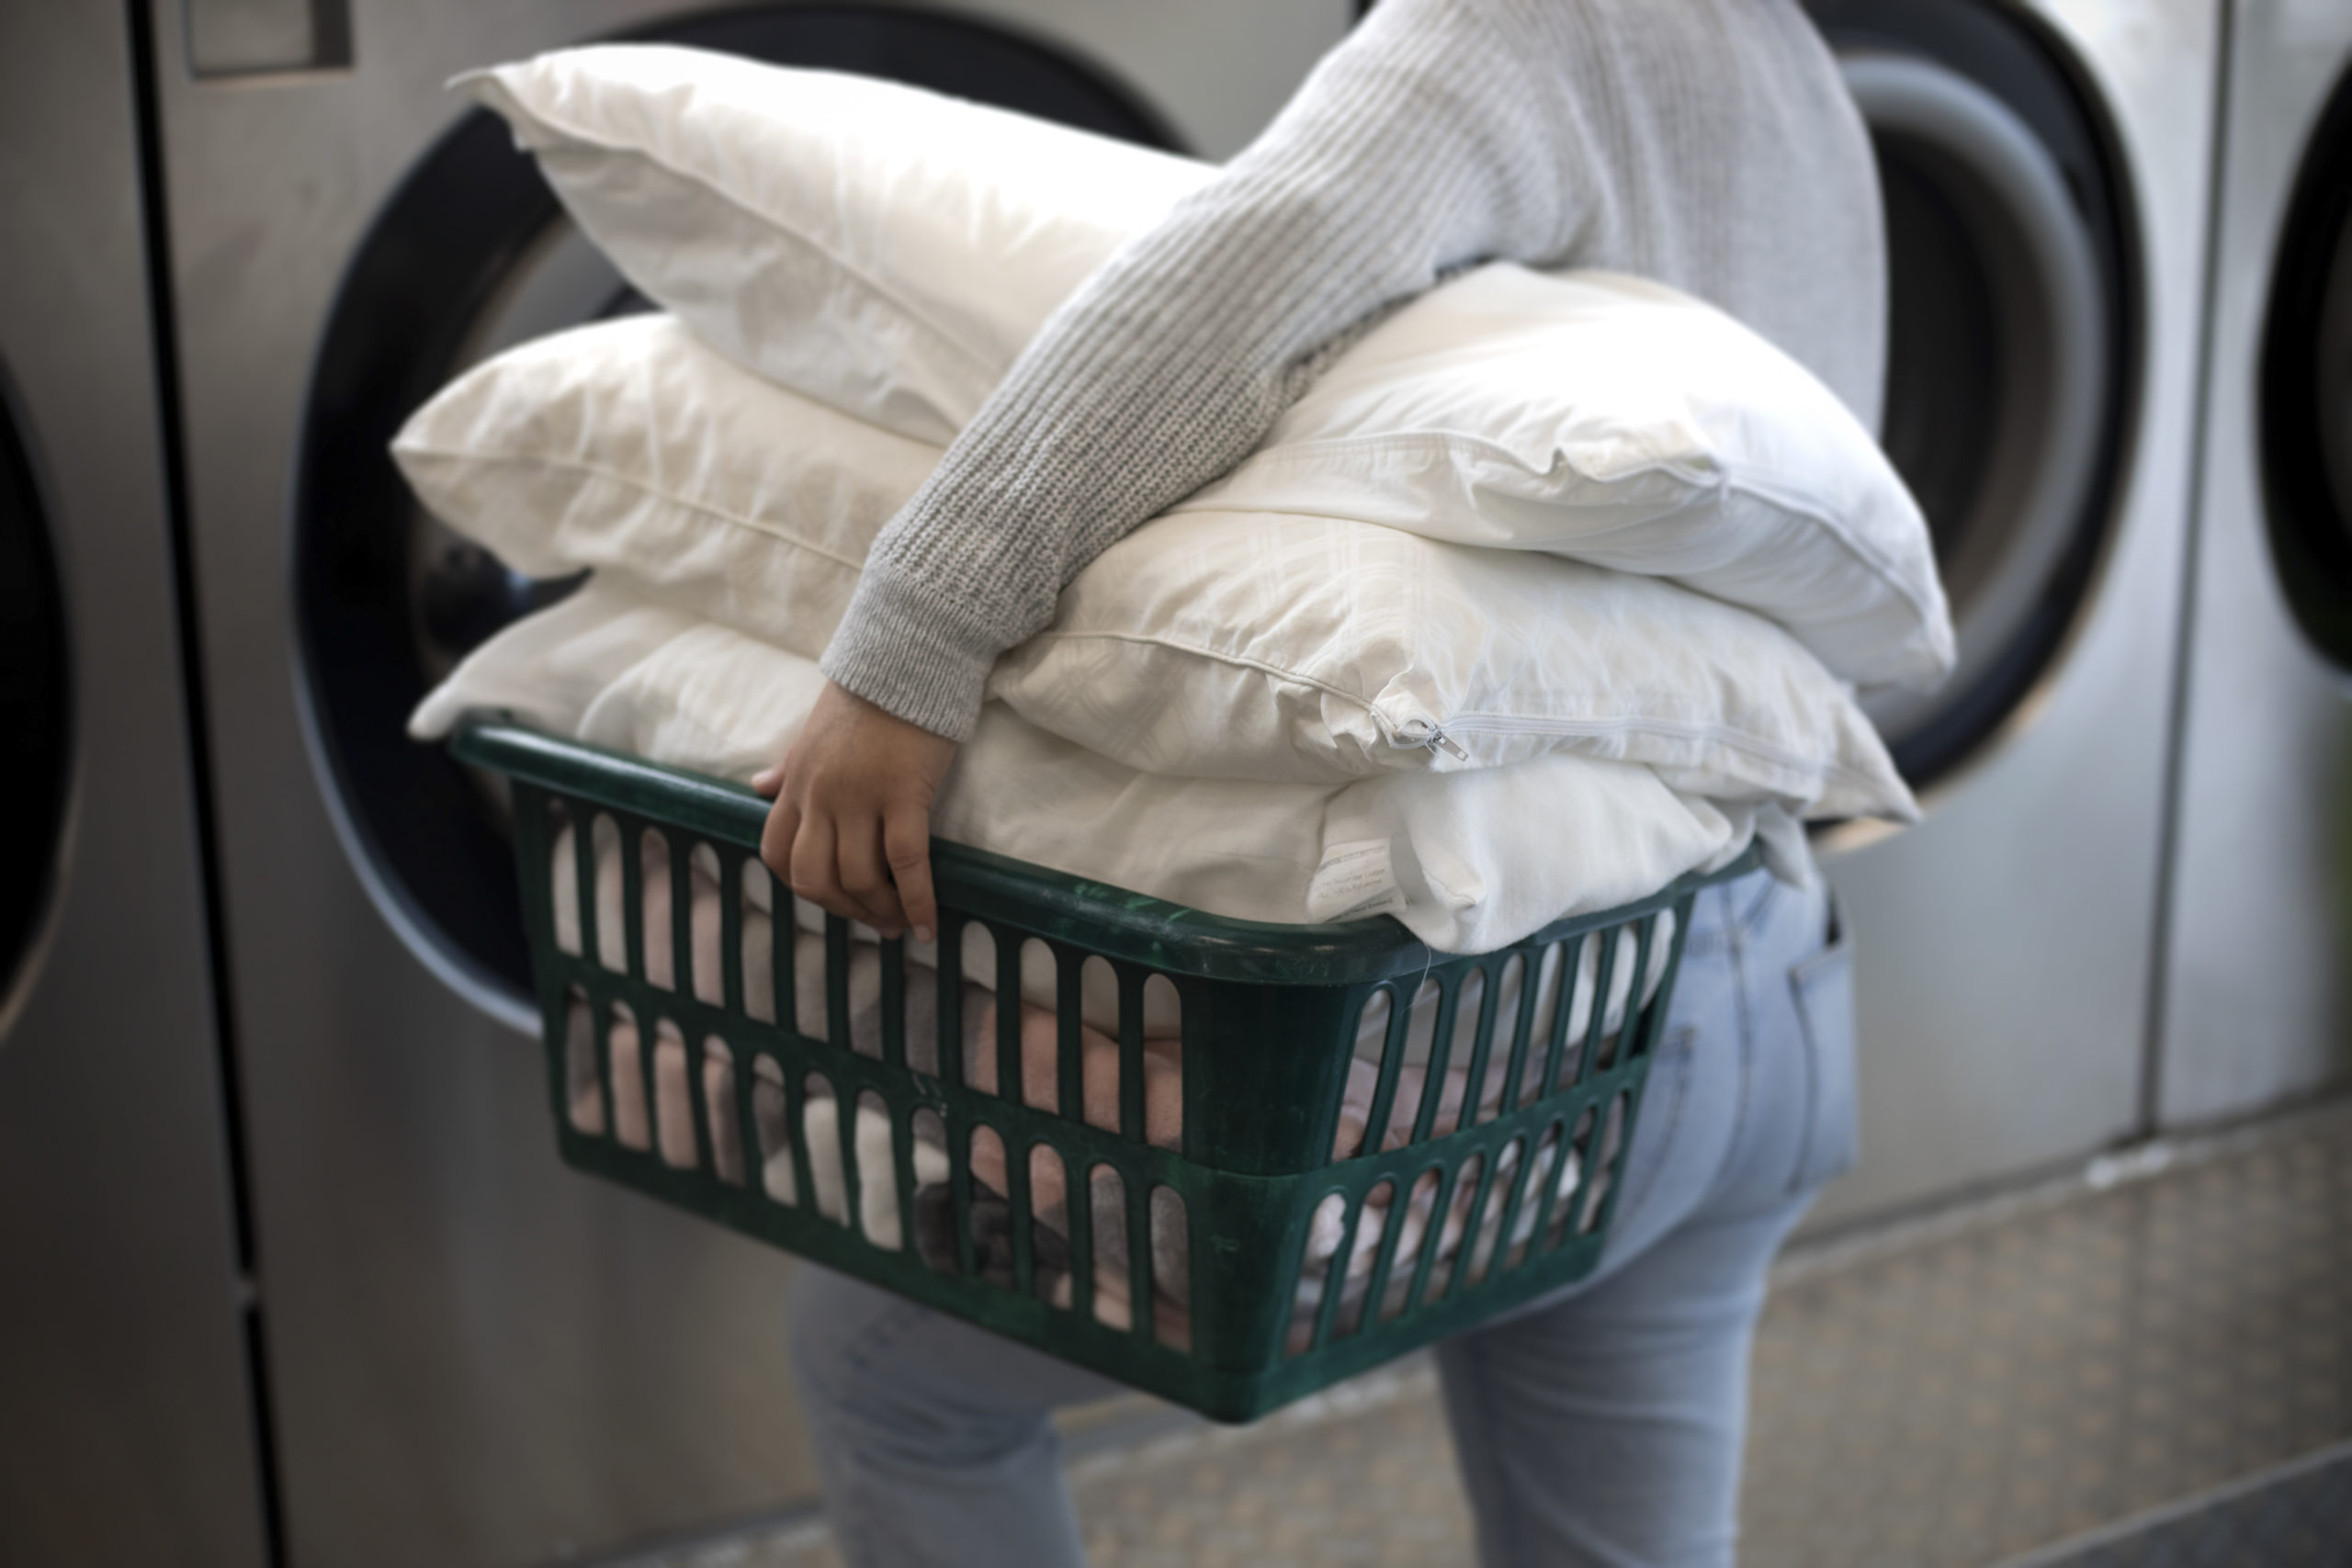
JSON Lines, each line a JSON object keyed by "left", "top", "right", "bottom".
{"left": 1788, "top": 967, "right": 1825, "bottom": 1195}
{"left": 1785, "top": 892, "right": 1851, "bottom": 1192}
{"left": 1709, "top": 904, "right": 1758, "bottom": 1200}
{"left": 1619, "top": 1026, "right": 1695, "bottom": 1221}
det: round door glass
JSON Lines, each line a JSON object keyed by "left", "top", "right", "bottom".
{"left": 2262, "top": 64, "right": 2352, "bottom": 671}
{"left": 0, "top": 389, "right": 72, "bottom": 1016}
{"left": 1813, "top": 0, "right": 2134, "bottom": 786}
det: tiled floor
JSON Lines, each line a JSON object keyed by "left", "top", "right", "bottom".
{"left": 599, "top": 1098, "right": 2352, "bottom": 1568}
{"left": 1997, "top": 1439, "right": 2352, "bottom": 1568}
{"left": 1741, "top": 1104, "right": 2352, "bottom": 1567}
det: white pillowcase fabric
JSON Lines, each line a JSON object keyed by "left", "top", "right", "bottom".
{"left": 408, "top": 580, "right": 1770, "bottom": 955}
{"left": 392, "top": 313, "right": 932, "bottom": 661}
{"left": 989, "top": 507, "right": 1914, "bottom": 821}
{"left": 390, "top": 310, "right": 1913, "bottom": 825}
{"left": 463, "top": 48, "right": 1945, "bottom": 695}
{"left": 460, "top": 45, "right": 1214, "bottom": 446}
{"left": 1178, "top": 265, "right": 1952, "bottom": 691}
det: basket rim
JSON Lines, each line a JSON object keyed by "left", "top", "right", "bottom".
{"left": 452, "top": 717, "right": 1762, "bottom": 986}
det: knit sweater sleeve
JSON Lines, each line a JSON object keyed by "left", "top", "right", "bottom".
{"left": 820, "top": 0, "right": 1608, "bottom": 739}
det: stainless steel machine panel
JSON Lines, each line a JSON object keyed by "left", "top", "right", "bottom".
{"left": 1806, "top": 0, "right": 2222, "bottom": 1227}
{"left": 0, "top": 3, "right": 265, "bottom": 1563}
{"left": 2159, "top": 0, "right": 2352, "bottom": 1125}
{"left": 150, "top": 5, "right": 1349, "bottom": 1563}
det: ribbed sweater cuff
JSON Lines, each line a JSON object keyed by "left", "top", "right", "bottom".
{"left": 819, "top": 564, "right": 1001, "bottom": 742}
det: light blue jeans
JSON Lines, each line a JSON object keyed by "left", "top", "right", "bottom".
{"left": 788, "top": 865, "right": 1857, "bottom": 1567}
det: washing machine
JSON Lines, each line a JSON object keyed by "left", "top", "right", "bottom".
{"left": 146, "top": 4, "right": 1351, "bottom": 1564}
{"left": 1798, "top": 0, "right": 2221, "bottom": 1226}
{"left": 2159, "top": 1, "right": 2352, "bottom": 1127}
{"left": 0, "top": 3, "right": 265, "bottom": 1564}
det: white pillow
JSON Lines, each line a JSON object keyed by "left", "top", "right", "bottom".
{"left": 390, "top": 313, "right": 1907, "bottom": 821}
{"left": 990, "top": 508, "right": 1915, "bottom": 822}
{"left": 392, "top": 313, "right": 933, "bottom": 661}
{"left": 1177, "top": 265, "right": 1953, "bottom": 691}
{"left": 465, "top": 50, "right": 1944, "bottom": 688}
{"left": 460, "top": 45, "right": 1215, "bottom": 445}
{"left": 409, "top": 581, "right": 1769, "bottom": 954}
{"left": 394, "top": 310, "right": 1917, "bottom": 822}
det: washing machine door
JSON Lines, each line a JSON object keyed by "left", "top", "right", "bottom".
{"left": 2262, "top": 61, "right": 2352, "bottom": 672}
{"left": 1811, "top": 0, "right": 2135, "bottom": 786}
{"left": 295, "top": 6, "right": 1183, "bottom": 1029}
{"left": 0, "top": 387, "right": 70, "bottom": 1021}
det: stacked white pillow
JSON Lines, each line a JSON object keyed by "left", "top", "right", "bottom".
{"left": 396, "top": 313, "right": 1904, "bottom": 817}
{"left": 394, "top": 313, "right": 932, "bottom": 660}
{"left": 456, "top": 47, "right": 1951, "bottom": 692}
{"left": 1177, "top": 265, "right": 1952, "bottom": 690}
{"left": 403, "top": 44, "right": 1947, "bottom": 951}
{"left": 413, "top": 578, "right": 1771, "bottom": 952}
{"left": 458, "top": 45, "right": 1216, "bottom": 445}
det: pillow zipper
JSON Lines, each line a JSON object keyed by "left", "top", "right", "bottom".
{"left": 1391, "top": 716, "right": 1470, "bottom": 761}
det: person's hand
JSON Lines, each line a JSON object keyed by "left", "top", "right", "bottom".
{"left": 754, "top": 681, "right": 959, "bottom": 942}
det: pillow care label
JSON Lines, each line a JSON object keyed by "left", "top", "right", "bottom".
{"left": 1306, "top": 839, "right": 1408, "bottom": 923}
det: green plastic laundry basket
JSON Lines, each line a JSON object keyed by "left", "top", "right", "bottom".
{"left": 453, "top": 719, "right": 1756, "bottom": 1422}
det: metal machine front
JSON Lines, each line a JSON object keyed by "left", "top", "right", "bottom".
{"left": 129, "top": 0, "right": 2240, "bottom": 1555}
{"left": 2159, "top": 0, "right": 2352, "bottom": 1127}
{"left": 149, "top": 2, "right": 1351, "bottom": 1562}
{"left": 0, "top": 2, "right": 264, "bottom": 1564}
{"left": 1801, "top": 0, "right": 2221, "bottom": 1226}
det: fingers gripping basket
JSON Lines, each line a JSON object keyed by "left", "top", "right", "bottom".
{"left": 455, "top": 722, "right": 1752, "bottom": 1422}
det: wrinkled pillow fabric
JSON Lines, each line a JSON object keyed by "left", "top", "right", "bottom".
{"left": 991, "top": 508, "right": 1915, "bottom": 822}
{"left": 392, "top": 313, "right": 931, "bottom": 661}
{"left": 1178, "top": 266, "right": 1952, "bottom": 691}
{"left": 391, "top": 314, "right": 1912, "bottom": 824}
{"left": 461, "top": 44, "right": 1214, "bottom": 444}
{"left": 464, "top": 48, "right": 1941, "bottom": 691}
{"left": 408, "top": 581, "right": 1767, "bottom": 954}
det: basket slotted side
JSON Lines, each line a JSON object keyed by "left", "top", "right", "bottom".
{"left": 457, "top": 722, "right": 1737, "bottom": 1421}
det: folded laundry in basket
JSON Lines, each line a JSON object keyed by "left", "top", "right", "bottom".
{"left": 559, "top": 824, "right": 1660, "bottom": 1342}
{"left": 572, "top": 1012, "right": 1587, "bottom": 1351}
{"left": 904, "top": 1111, "right": 1594, "bottom": 1353}
{"left": 554, "top": 804, "right": 1668, "bottom": 1032}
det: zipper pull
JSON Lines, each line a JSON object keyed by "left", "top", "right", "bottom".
{"left": 1399, "top": 719, "right": 1469, "bottom": 761}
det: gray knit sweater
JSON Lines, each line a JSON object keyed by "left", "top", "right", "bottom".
{"left": 820, "top": 0, "right": 1887, "bottom": 740}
